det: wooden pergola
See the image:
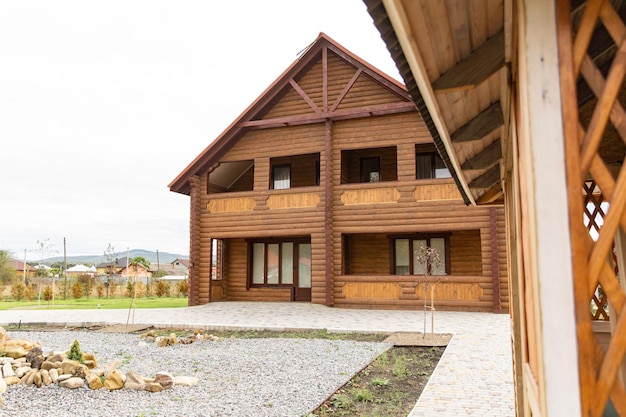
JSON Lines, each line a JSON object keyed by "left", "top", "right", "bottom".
{"left": 365, "top": 0, "right": 626, "bottom": 415}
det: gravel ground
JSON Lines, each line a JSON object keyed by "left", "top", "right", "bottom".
{"left": 1, "top": 331, "right": 391, "bottom": 417}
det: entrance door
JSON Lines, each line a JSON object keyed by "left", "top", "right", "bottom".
{"left": 294, "top": 243, "right": 311, "bottom": 301}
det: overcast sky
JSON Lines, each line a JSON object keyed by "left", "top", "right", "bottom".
{"left": 0, "top": 1, "right": 400, "bottom": 261}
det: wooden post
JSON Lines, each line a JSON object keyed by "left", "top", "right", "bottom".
{"left": 490, "top": 207, "right": 502, "bottom": 312}
{"left": 324, "top": 119, "right": 333, "bottom": 306}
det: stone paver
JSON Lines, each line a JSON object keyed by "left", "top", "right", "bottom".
{"left": 0, "top": 302, "right": 514, "bottom": 416}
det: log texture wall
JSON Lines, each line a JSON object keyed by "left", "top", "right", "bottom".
{"left": 182, "top": 43, "right": 508, "bottom": 312}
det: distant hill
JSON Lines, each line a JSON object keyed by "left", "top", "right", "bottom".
{"left": 43, "top": 249, "right": 187, "bottom": 266}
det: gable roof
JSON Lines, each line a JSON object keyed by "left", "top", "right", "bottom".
{"left": 9, "top": 260, "right": 35, "bottom": 272}
{"left": 169, "top": 32, "right": 413, "bottom": 195}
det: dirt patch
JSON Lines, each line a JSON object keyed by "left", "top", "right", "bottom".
{"left": 384, "top": 332, "right": 452, "bottom": 347}
{"left": 309, "top": 345, "right": 444, "bottom": 417}
{"left": 95, "top": 324, "right": 152, "bottom": 333}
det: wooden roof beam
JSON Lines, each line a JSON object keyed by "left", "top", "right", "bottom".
{"left": 461, "top": 139, "right": 502, "bottom": 170}
{"left": 452, "top": 102, "right": 504, "bottom": 143}
{"left": 433, "top": 30, "right": 505, "bottom": 93}
{"left": 475, "top": 182, "right": 504, "bottom": 205}
{"left": 241, "top": 101, "right": 416, "bottom": 129}
{"left": 469, "top": 165, "right": 501, "bottom": 189}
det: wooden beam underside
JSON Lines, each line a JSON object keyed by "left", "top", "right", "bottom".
{"left": 462, "top": 139, "right": 503, "bottom": 170}
{"left": 452, "top": 102, "right": 504, "bottom": 144}
{"left": 433, "top": 30, "right": 505, "bottom": 93}
{"left": 469, "top": 165, "right": 500, "bottom": 189}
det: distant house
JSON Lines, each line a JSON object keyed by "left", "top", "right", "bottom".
{"left": 8, "top": 260, "right": 35, "bottom": 279}
{"left": 95, "top": 257, "right": 131, "bottom": 277}
{"left": 119, "top": 263, "right": 151, "bottom": 280}
{"left": 66, "top": 264, "right": 96, "bottom": 277}
{"left": 150, "top": 258, "right": 188, "bottom": 283}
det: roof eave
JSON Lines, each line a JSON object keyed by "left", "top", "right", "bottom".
{"left": 365, "top": 0, "right": 474, "bottom": 205}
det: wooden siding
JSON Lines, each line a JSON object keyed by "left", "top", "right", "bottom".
{"left": 347, "top": 234, "right": 390, "bottom": 274}
{"left": 184, "top": 40, "right": 509, "bottom": 312}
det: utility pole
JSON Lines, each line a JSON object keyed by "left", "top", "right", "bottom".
{"left": 156, "top": 249, "right": 160, "bottom": 271}
{"left": 23, "top": 249, "right": 27, "bottom": 284}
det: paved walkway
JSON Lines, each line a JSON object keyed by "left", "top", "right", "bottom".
{"left": 0, "top": 302, "right": 515, "bottom": 416}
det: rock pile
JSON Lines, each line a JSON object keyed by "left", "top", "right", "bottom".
{"left": 0, "top": 327, "right": 199, "bottom": 404}
{"left": 139, "top": 329, "right": 222, "bottom": 347}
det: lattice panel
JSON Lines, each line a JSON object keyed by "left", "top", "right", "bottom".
{"left": 564, "top": 0, "right": 626, "bottom": 415}
{"left": 584, "top": 180, "right": 611, "bottom": 320}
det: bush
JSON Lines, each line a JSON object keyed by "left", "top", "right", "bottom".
{"left": 43, "top": 286, "right": 53, "bottom": 302}
{"left": 77, "top": 274, "right": 95, "bottom": 299}
{"left": 25, "top": 284, "right": 35, "bottom": 301}
{"left": 71, "top": 281, "right": 83, "bottom": 299}
{"left": 11, "top": 282, "right": 25, "bottom": 301}
{"left": 177, "top": 279, "right": 189, "bottom": 297}
{"left": 96, "top": 283, "right": 105, "bottom": 299}
{"left": 67, "top": 340, "right": 84, "bottom": 363}
{"left": 135, "top": 282, "right": 146, "bottom": 298}
{"left": 155, "top": 280, "right": 169, "bottom": 298}
{"left": 126, "top": 281, "right": 135, "bottom": 298}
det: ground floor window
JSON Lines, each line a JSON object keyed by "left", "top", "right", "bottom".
{"left": 391, "top": 235, "right": 449, "bottom": 276}
{"left": 248, "top": 238, "right": 311, "bottom": 287}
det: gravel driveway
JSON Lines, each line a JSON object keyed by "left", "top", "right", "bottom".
{"left": 2, "top": 331, "right": 391, "bottom": 417}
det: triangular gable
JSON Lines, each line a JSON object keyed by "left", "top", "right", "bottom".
{"left": 169, "top": 32, "right": 413, "bottom": 195}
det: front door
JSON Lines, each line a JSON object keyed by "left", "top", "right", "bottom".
{"left": 294, "top": 243, "right": 311, "bottom": 301}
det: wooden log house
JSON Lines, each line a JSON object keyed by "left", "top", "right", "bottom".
{"left": 363, "top": 0, "right": 626, "bottom": 415}
{"left": 169, "top": 33, "right": 508, "bottom": 312}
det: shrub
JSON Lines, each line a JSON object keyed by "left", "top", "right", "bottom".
{"left": 71, "top": 281, "right": 83, "bottom": 299}
{"left": 155, "top": 280, "right": 168, "bottom": 298}
{"left": 42, "top": 286, "right": 53, "bottom": 302}
{"left": 126, "top": 281, "right": 135, "bottom": 298}
{"left": 96, "top": 283, "right": 105, "bottom": 299}
{"left": 25, "top": 284, "right": 35, "bottom": 301}
{"left": 135, "top": 282, "right": 146, "bottom": 298}
{"left": 177, "top": 279, "right": 189, "bottom": 297}
{"left": 11, "top": 282, "right": 25, "bottom": 301}
{"left": 77, "top": 274, "right": 95, "bottom": 299}
{"left": 67, "top": 340, "right": 84, "bottom": 363}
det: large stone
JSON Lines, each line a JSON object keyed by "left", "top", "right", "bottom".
{"left": 155, "top": 336, "right": 168, "bottom": 347}
{"left": 104, "top": 359, "right": 119, "bottom": 378}
{"left": 4, "top": 376, "right": 20, "bottom": 386}
{"left": 124, "top": 370, "right": 145, "bottom": 390}
{"left": 168, "top": 333, "right": 178, "bottom": 345}
{"left": 3, "top": 339, "right": 41, "bottom": 359}
{"left": 56, "top": 373, "right": 72, "bottom": 382}
{"left": 0, "top": 376, "right": 6, "bottom": 393}
{"left": 48, "top": 368, "right": 59, "bottom": 383}
{"left": 15, "top": 366, "right": 31, "bottom": 379}
{"left": 26, "top": 347, "right": 44, "bottom": 370}
{"left": 24, "top": 370, "right": 36, "bottom": 386}
{"left": 40, "top": 369, "right": 52, "bottom": 386}
{"left": 40, "top": 360, "right": 59, "bottom": 371}
{"left": 144, "top": 382, "right": 163, "bottom": 393}
{"left": 2, "top": 362, "right": 15, "bottom": 378}
{"left": 85, "top": 372, "right": 103, "bottom": 390}
{"left": 173, "top": 376, "right": 199, "bottom": 387}
{"left": 47, "top": 352, "right": 65, "bottom": 363}
{"left": 59, "top": 377, "right": 84, "bottom": 389}
{"left": 33, "top": 371, "right": 42, "bottom": 388}
{"left": 103, "top": 370, "right": 124, "bottom": 391}
{"left": 154, "top": 372, "right": 174, "bottom": 389}
{"left": 83, "top": 353, "right": 97, "bottom": 369}
{"left": 60, "top": 359, "right": 82, "bottom": 376}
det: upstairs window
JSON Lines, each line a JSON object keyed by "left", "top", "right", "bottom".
{"left": 416, "top": 145, "right": 451, "bottom": 179}
{"left": 360, "top": 157, "right": 381, "bottom": 183}
{"left": 272, "top": 165, "right": 291, "bottom": 190}
{"left": 341, "top": 147, "right": 397, "bottom": 184}
{"left": 270, "top": 153, "right": 319, "bottom": 189}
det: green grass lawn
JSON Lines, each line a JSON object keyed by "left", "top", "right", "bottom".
{"left": 0, "top": 296, "right": 189, "bottom": 310}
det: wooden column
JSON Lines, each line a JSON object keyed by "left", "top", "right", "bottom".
{"left": 490, "top": 207, "right": 502, "bottom": 312}
{"left": 324, "top": 119, "right": 333, "bottom": 306}
{"left": 188, "top": 175, "right": 201, "bottom": 306}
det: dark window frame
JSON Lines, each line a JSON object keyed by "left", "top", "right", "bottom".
{"left": 271, "top": 164, "right": 291, "bottom": 190}
{"left": 415, "top": 144, "right": 451, "bottom": 180}
{"left": 247, "top": 237, "right": 310, "bottom": 288}
{"left": 389, "top": 234, "right": 451, "bottom": 275}
{"left": 360, "top": 156, "right": 381, "bottom": 183}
